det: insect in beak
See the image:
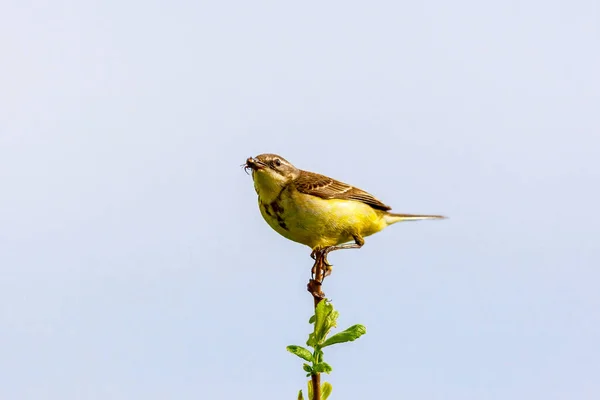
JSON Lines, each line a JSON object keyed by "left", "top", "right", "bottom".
{"left": 244, "top": 157, "right": 266, "bottom": 174}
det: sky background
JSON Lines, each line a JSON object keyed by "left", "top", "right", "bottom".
{"left": 1, "top": 1, "right": 599, "bottom": 399}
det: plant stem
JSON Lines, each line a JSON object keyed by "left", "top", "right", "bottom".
{"left": 307, "top": 255, "right": 326, "bottom": 400}
{"left": 311, "top": 372, "right": 320, "bottom": 400}
{"left": 307, "top": 257, "right": 326, "bottom": 307}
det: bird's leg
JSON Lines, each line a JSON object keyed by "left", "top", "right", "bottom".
{"left": 310, "top": 248, "right": 328, "bottom": 282}
{"left": 321, "top": 235, "right": 365, "bottom": 276}
{"left": 323, "top": 235, "right": 365, "bottom": 255}
{"left": 310, "top": 249, "right": 322, "bottom": 279}
{"left": 310, "top": 249, "right": 319, "bottom": 260}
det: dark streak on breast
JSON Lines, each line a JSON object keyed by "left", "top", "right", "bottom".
{"left": 277, "top": 218, "right": 288, "bottom": 230}
{"left": 262, "top": 203, "right": 273, "bottom": 216}
{"left": 270, "top": 201, "right": 284, "bottom": 214}
{"left": 270, "top": 200, "right": 288, "bottom": 231}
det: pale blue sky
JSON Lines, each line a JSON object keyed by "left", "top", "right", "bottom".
{"left": 1, "top": 1, "right": 599, "bottom": 399}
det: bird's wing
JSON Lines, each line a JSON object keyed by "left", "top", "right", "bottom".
{"left": 294, "top": 170, "right": 391, "bottom": 211}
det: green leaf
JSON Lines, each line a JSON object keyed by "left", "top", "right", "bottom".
{"left": 313, "top": 349, "right": 324, "bottom": 363}
{"left": 321, "top": 324, "right": 367, "bottom": 347}
{"left": 309, "top": 300, "right": 339, "bottom": 346}
{"left": 298, "top": 390, "right": 304, "bottom": 400}
{"left": 321, "top": 382, "right": 332, "bottom": 400}
{"left": 303, "top": 363, "right": 313, "bottom": 374}
{"left": 309, "top": 315, "right": 316, "bottom": 324}
{"left": 307, "top": 380, "right": 313, "bottom": 400}
{"left": 286, "top": 345, "right": 313, "bottom": 362}
{"left": 313, "top": 362, "right": 333, "bottom": 374}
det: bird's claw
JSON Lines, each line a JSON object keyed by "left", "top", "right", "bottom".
{"left": 309, "top": 248, "right": 334, "bottom": 282}
{"left": 310, "top": 249, "right": 318, "bottom": 260}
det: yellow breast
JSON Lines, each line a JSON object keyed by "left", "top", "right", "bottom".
{"left": 257, "top": 186, "right": 387, "bottom": 249}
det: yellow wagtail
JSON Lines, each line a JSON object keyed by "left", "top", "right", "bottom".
{"left": 244, "top": 153, "right": 445, "bottom": 275}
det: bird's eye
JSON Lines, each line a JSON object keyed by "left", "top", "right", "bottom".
{"left": 274, "top": 159, "right": 281, "bottom": 167}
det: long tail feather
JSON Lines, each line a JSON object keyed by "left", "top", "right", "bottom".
{"left": 384, "top": 212, "right": 446, "bottom": 225}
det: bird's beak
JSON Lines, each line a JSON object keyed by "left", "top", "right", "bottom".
{"left": 245, "top": 157, "right": 266, "bottom": 172}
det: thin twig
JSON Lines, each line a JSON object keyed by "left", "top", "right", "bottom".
{"left": 307, "top": 255, "right": 326, "bottom": 400}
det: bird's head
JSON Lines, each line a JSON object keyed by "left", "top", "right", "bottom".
{"left": 244, "top": 154, "right": 300, "bottom": 198}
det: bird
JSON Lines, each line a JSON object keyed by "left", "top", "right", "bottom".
{"left": 244, "top": 153, "right": 445, "bottom": 278}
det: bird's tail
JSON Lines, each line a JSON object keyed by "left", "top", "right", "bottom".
{"left": 384, "top": 212, "right": 446, "bottom": 225}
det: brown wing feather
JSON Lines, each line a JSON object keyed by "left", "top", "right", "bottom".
{"left": 294, "top": 170, "right": 391, "bottom": 211}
